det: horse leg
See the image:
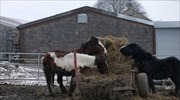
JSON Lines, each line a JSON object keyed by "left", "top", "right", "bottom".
{"left": 170, "top": 76, "right": 180, "bottom": 95}
{"left": 148, "top": 75, "right": 156, "bottom": 93}
{"left": 69, "top": 73, "right": 76, "bottom": 96}
{"left": 45, "top": 72, "right": 55, "bottom": 96}
{"left": 57, "top": 74, "right": 68, "bottom": 94}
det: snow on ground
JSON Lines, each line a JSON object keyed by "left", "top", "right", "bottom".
{"left": 0, "top": 61, "right": 71, "bottom": 86}
{"left": 0, "top": 61, "right": 174, "bottom": 91}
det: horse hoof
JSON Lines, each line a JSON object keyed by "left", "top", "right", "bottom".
{"left": 152, "top": 91, "right": 157, "bottom": 94}
{"left": 61, "top": 90, "right": 68, "bottom": 94}
{"left": 49, "top": 93, "right": 56, "bottom": 97}
{"left": 68, "top": 93, "right": 73, "bottom": 97}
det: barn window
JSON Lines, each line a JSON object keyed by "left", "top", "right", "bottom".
{"left": 78, "top": 13, "right": 87, "bottom": 23}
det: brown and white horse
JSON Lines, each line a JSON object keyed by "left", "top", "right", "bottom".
{"left": 42, "top": 36, "right": 108, "bottom": 96}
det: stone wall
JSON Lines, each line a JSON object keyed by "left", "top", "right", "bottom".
{"left": 19, "top": 10, "right": 155, "bottom": 53}
{"left": 0, "top": 25, "right": 19, "bottom": 52}
{"left": 0, "top": 25, "right": 8, "bottom": 52}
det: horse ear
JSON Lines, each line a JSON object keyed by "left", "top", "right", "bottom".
{"left": 91, "top": 36, "right": 98, "bottom": 44}
{"left": 91, "top": 36, "right": 96, "bottom": 40}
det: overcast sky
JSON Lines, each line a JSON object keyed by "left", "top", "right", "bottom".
{"left": 0, "top": 0, "right": 180, "bottom": 22}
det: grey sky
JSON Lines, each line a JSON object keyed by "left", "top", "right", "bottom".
{"left": 0, "top": 0, "right": 180, "bottom": 22}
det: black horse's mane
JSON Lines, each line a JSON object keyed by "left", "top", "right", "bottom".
{"left": 132, "top": 44, "right": 156, "bottom": 62}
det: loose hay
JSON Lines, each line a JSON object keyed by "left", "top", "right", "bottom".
{"left": 99, "top": 35, "right": 133, "bottom": 74}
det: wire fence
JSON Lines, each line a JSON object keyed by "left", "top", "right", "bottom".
{"left": 0, "top": 52, "right": 71, "bottom": 86}
{"left": 0, "top": 52, "right": 179, "bottom": 86}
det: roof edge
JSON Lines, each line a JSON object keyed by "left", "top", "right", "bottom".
{"left": 18, "top": 6, "right": 153, "bottom": 29}
{"left": 117, "top": 14, "right": 154, "bottom": 26}
{"left": 154, "top": 21, "right": 180, "bottom": 28}
{"left": 18, "top": 6, "right": 118, "bottom": 29}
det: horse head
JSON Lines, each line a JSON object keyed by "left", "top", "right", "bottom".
{"left": 120, "top": 43, "right": 145, "bottom": 57}
{"left": 80, "top": 36, "right": 107, "bottom": 55}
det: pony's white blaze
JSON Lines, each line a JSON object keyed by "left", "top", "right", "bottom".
{"left": 120, "top": 45, "right": 127, "bottom": 50}
{"left": 98, "top": 41, "right": 107, "bottom": 54}
{"left": 49, "top": 52, "right": 97, "bottom": 72}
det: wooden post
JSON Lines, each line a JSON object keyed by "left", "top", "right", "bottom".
{"left": 74, "top": 49, "right": 77, "bottom": 80}
{"left": 74, "top": 49, "right": 79, "bottom": 95}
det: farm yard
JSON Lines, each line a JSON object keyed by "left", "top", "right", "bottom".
{"left": 0, "top": 80, "right": 179, "bottom": 100}
{"left": 0, "top": 35, "right": 179, "bottom": 100}
{"left": 0, "top": 0, "right": 180, "bottom": 99}
{"left": 0, "top": 63, "right": 179, "bottom": 100}
{"left": 0, "top": 64, "right": 179, "bottom": 100}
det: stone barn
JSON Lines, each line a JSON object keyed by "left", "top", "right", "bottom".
{"left": 0, "top": 16, "right": 26, "bottom": 53}
{"left": 18, "top": 6, "right": 155, "bottom": 53}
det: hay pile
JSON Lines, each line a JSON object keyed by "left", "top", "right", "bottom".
{"left": 78, "top": 74, "right": 133, "bottom": 100}
{"left": 77, "top": 35, "right": 134, "bottom": 100}
{"left": 99, "top": 35, "right": 133, "bottom": 74}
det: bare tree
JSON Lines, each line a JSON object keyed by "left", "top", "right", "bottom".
{"left": 129, "top": 0, "right": 146, "bottom": 15}
{"left": 94, "top": 0, "right": 146, "bottom": 16}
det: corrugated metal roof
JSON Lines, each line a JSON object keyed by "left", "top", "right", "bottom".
{"left": 0, "top": 16, "right": 27, "bottom": 28}
{"left": 154, "top": 21, "right": 180, "bottom": 28}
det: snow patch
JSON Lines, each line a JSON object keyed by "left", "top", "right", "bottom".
{"left": 0, "top": 62, "right": 70, "bottom": 86}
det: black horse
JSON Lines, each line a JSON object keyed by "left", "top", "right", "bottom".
{"left": 120, "top": 43, "right": 180, "bottom": 94}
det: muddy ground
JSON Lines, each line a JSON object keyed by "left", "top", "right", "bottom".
{"left": 0, "top": 84, "right": 74, "bottom": 100}
{"left": 0, "top": 83, "right": 179, "bottom": 100}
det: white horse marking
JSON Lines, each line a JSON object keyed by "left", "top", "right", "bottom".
{"left": 98, "top": 41, "right": 107, "bottom": 54}
{"left": 120, "top": 45, "right": 127, "bottom": 50}
{"left": 49, "top": 52, "right": 97, "bottom": 72}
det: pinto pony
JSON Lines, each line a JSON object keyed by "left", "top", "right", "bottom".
{"left": 42, "top": 36, "right": 108, "bottom": 96}
{"left": 120, "top": 43, "right": 180, "bottom": 94}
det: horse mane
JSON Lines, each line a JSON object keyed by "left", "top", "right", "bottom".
{"left": 128, "top": 44, "right": 154, "bottom": 61}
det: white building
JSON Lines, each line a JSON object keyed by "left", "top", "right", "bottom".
{"left": 155, "top": 21, "right": 180, "bottom": 59}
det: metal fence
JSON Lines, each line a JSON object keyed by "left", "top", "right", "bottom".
{"left": 0, "top": 52, "right": 179, "bottom": 86}
{"left": 0, "top": 52, "right": 70, "bottom": 85}
{"left": 0, "top": 52, "right": 44, "bottom": 64}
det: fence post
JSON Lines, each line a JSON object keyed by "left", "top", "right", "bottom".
{"left": 8, "top": 53, "right": 11, "bottom": 79}
{"left": 37, "top": 54, "right": 40, "bottom": 81}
